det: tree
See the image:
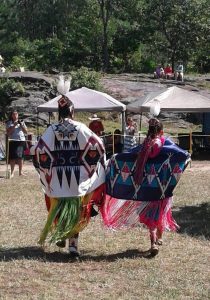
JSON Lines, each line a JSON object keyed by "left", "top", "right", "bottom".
{"left": 96, "top": 0, "right": 112, "bottom": 71}
{"left": 110, "top": 0, "right": 145, "bottom": 71}
{"left": 142, "top": 0, "right": 210, "bottom": 70}
{"left": 0, "top": 0, "right": 210, "bottom": 73}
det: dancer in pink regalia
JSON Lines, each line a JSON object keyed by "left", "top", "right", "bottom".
{"left": 100, "top": 118, "right": 190, "bottom": 256}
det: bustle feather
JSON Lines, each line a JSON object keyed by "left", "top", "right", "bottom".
{"left": 150, "top": 99, "right": 160, "bottom": 117}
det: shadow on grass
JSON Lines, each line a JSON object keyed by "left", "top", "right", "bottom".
{"left": 0, "top": 246, "right": 157, "bottom": 263}
{"left": 173, "top": 202, "right": 210, "bottom": 239}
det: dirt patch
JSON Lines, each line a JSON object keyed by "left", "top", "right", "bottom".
{"left": 188, "top": 160, "right": 210, "bottom": 172}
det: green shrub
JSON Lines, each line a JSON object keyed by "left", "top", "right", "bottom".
{"left": 3, "top": 38, "right": 65, "bottom": 72}
{"left": 0, "top": 78, "right": 25, "bottom": 118}
{"left": 33, "top": 38, "right": 64, "bottom": 71}
{"left": 9, "top": 56, "right": 26, "bottom": 71}
{"left": 140, "top": 59, "right": 156, "bottom": 73}
{"left": 110, "top": 56, "right": 125, "bottom": 73}
{"left": 1, "top": 38, "right": 32, "bottom": 68}
{"left": 70, "top": 67, "right": 101, "bottom": 90}
{"left": 129, "top": 50, "right": 142, "bottom": 72}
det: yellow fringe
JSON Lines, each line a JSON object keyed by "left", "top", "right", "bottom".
{"left": 38, "top": 197, "right": 58, "bottom": 244}
{"left": 66, "top": 191, "right": 94, "bottom": 238}
{"left": 39, "top": 192, "right": 94, "bottom": 244}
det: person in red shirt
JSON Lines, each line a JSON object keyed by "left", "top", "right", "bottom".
{"left": 88, "top": 114, "right": 104, "bottom": 136}
{"left": 164, "top": 64, "right": 173, "bottom": 79}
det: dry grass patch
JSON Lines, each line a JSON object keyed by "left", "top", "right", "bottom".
{"left": 0, "top": 161, "right": 210, "bottom": 300}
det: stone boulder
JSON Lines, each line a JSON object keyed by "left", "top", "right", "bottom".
{"left": 0, "top": 71, "right": 58, "bottom": 127}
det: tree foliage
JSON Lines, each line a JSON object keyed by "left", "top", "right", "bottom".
{"left": 142, "top": 0, "right": 210, "bottom": 70}
{"left": 0, "top": 78, "right": 24, "bottom": 116}
{"left": 0, "top": 0, "right": 209, "bottom": 73}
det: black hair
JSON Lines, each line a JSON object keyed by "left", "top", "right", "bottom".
{"left": 58, "top": 96, "right": 74, "bottom": 120}
{"left": 147, "top": 120, "right": 163, "bottom": 139}
{"left": 8, "top": 110, "right": 18, "bottom": 121}
{"left": 114, "top": 129, "right": 121, "bottom": 134}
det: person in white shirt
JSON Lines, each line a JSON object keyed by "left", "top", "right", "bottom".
{"left": 6, "top": 110, "right": 28, "bottom": 177}
{"left": 175, "top": 63, "right": 184, "bottom": 81}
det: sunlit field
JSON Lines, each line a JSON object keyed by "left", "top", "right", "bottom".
{"left": 0, "top": 159, "right": 210, "bottom": 300}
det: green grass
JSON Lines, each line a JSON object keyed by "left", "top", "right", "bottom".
{"left": 0, "top": 161, "right": 210, "bottom": 299}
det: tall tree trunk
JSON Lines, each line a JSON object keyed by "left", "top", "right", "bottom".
{"left": 98, "top": 0, "right": 111, "bottom": 72}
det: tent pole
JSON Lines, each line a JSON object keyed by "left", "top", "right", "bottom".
{"left": 36, "top": 112, "right": 39, "bottom": 138}
{"left": 121, "top": 111, "right": 126, "bottom": 146}
{"left": 189, "top": 130, "right": 193, "bottom": 155}
{"left": 140, "top": 112, "right": 142, "bottom": 131}
{"left": 121, "top": 111, "right": 126, "bottom": 135}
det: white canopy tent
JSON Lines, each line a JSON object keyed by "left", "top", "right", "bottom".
{"left": 37, "top": 86, "right": 126, "bottom": 133}
{"left": 127, "top": 86, "right": 210, "bottom": 152}
{"left": 38, "top": 87, "right": 126, "bottom": 113}
{"left": 127, "top": 86, "right": 210, "bottom": 113}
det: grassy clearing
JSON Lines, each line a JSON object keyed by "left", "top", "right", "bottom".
{"left": 0, "top": 160, "right": 210, "bottom": 300}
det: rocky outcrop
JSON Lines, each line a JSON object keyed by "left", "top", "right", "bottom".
{"left": 102, "top": 73, "right": 210, "bottom": 105}
{"left": 0, "top": 71, "right": 57, "bottom": 126}
{"left": 102, "top": 73, "right": 210, "bottom": 129}
{"left": 1, "top": 71, "right": 210, "bottom": 128}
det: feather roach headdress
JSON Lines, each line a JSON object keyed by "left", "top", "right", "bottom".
{"left": 57, "top": 75, "right": 74, "bottom": 119}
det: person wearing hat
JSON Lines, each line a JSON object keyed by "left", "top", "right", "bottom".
{"left": 88, "top": 114, "right": 104, "bottom": 136}
{"left": 30, "top": 96, "right": 106, "bottom": 257}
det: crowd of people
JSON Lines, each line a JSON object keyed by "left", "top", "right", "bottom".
{"left": 154, "top": 63, "right": 184, "bottom": 81}
{"left": 4, "top": 103, "right": 190, "bottom": 258}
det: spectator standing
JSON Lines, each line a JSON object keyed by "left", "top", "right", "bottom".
{"left": 123, "top": 117, "right": 138, "bottom": 152}
{"left": 88, "top": 114, "right": 104, "bottom": 136}
{"left": 6, "top": 110, "right": 28, "bottom": 177}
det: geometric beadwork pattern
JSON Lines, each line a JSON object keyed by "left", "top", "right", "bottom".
{"left": 106, "top": 138, "right": 190, "bottom": 202}
{"left": 33, "top": 121, "right": 105, "bottom": 195}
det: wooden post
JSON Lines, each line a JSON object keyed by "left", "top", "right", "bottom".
{"left": 6, "top": 137, "right": 10, "bottom": 179}
{"left": 36, "top": 112, "right": 39, "bottom": 137}
{"left": 112, "top": 132, "right": 115, "bottom": 155}
{"left": 189, "top": 130, "right": 193, "bottom": 154}
{"left": 139, "top": 112, "right": 142, "bottom": 131}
